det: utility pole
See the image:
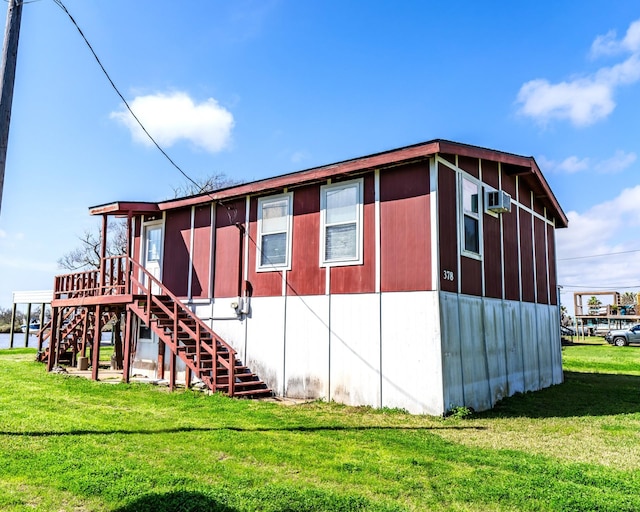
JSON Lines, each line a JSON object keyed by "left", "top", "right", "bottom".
{"left": 0, "top": 0, "right": 23, "bottom": 215}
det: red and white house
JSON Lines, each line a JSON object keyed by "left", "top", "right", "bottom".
{"left": 49, "top": 139, "right": 568, "bottom": 415}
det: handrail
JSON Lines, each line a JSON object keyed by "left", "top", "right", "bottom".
{"left": 127, "top": 257, "right": 237, "bottom": 389}
{"left": 52, "top": 255, "right": 238, "bottom": 392}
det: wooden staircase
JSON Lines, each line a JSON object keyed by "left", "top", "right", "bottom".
{"left": 47, "top": 255, "right": 271, "bottom": 399}
{"left": 127, "top": 292, "right": 271, "bottom": 398}
{"left": 36, "top": 307, "right": 89, "bottom": 364}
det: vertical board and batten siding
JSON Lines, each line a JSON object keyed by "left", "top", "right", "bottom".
{"left": 379, "top": 162, "right": 431, "bottom": 292}
{"left": 534, "top": 216, "right": 549, "bottom": 304}
{"left": 437, "top": 162, "right": 458, "bottom": 293}
{"left": 247, "top": 198, "right": 282, "bottom": 298}
{"left": 287, "top": 184, "right": 325, "bottom": 296}
{"left": 191, "top": 205, "right": 212, "bottom": 299}
{"left": 213, "top": 200, "right": 245, "bottom": 298}
{"left": 162, "top": 208, "right": 191, "bottom": 297}
{"left": 547, "top": 224, "right": 558, "bottom": 305}
{"left": 502, "top": 203, "right": 520, "bottom": 301}
{"left": 330, "top": 173, "right": 376, "bottom": 294}
{"left": 518, "top": 208, "right": 536, "bottom": 303}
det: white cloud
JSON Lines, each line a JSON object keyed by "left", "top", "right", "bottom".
{"left": 111, "top": 91, "right": 234, "bottom": 153}
{"left": 557, "top": 185, "right": 640, "bottom": 314}
{"left": 595, "top": 150, "right": 637, "bottom": 173}
{"left": 590, "top": 20, "right": 640, "bottom": 57}
{"left": 290, "top": 150, "right": 309, "bottom": 164}
{"left": 558, "top": 156, "right": 590, "bottom": 173}
{"left": 538, "top": 150, "right": 634, "bottom": 174}
{"left": 517, "top": 18, "right": 640, "bottom": 126}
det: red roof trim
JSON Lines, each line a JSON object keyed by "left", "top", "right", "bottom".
{"left": 88, "top": 139, "right": 568, "bottom": 227}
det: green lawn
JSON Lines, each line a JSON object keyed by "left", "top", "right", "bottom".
{"left": 0, "top": 343, "right": 639, "bottom": 511}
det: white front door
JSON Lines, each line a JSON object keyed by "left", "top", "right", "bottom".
{"left": 142, "top": 221, "right": 163, "bottom": 294}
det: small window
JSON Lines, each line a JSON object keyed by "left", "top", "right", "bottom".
{"left": 461, "top": 177, "right": 481, "bottom": 256}
{"left": 320, "top": 179, "right": 363, "bottom": 266}
{"left": 257, "top": 193, "right": 293, "bottom": 271}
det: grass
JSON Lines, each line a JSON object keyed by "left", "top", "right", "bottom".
{"left": 0, "top": 343, "right": 639, "bottom": 511}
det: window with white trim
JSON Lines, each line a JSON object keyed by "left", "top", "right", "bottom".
{"left": 461, "top": 176, "right": 481, "bottom": 257}
{"left": 257, "top": 193, "right": 293, "bottom": 271}
{"left": 320, "top": 179, "right": 363, "bottom": 266}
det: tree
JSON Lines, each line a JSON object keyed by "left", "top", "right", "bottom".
{"left": 57, "top": 220, "right": 128, "bottom": 271}
{"left": 171, "top": 172, "right": 242, "bottom": 198}
{"left": 587, "top": 296, "right": 602, "bottom": 315}
{"left": 620, "top": 292, "right": 636, "bottom": 306}
{"left": 58, "top": 173, "right": 242, "bottom": 271}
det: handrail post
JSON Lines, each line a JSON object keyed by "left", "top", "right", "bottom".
{"left": 99, "top": 215, "right": 107, "bottom": 295}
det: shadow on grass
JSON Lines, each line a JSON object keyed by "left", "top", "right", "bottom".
{"left": 0, "top": 423, "right": 485, "bottom": 437}
{"left": 483, "top": 371, "right": 640, "bottom": 419}
{"left": 112, "top": 491, "right": 236, "bottom": 512}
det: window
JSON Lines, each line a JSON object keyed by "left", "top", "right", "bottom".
{"left": 257, "top": 193, "right": 293, "bottom": 271}
{"left": 461, "top": 177, "right": 481, "bottom": 256}
{"left": 320, "top": 179, "right": 363, "bottom": 266}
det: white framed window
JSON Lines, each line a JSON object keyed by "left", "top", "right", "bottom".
{"left": 460, "top": 176, "right": 482, "bottom": 258}
{"left": 256, "top": 192, "right": 293, "bottom": 271}
{"left": 320, "top": 178, "right": 364, "bottom": 266}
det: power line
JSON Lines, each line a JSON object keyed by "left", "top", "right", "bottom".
{"left": 52, "top": 0, "right": 202, "bottom": 193}
{"left": 558, "top": 248, "right": 640, "bottom": 261}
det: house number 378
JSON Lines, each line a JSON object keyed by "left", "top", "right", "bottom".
{"left": 443, "top": 270, "right": 455, "bottom": 281}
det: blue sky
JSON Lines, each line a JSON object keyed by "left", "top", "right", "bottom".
{"left": 1, "top": 0, "right": 640, "bottom": 315}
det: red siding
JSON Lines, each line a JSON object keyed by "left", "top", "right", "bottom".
{"left": 133, "top": 216, "right": 141, "bottom": 265}
{"left": 503, "top": 208, "right": 520, "bottom": 301}
{"left": 288, "top": 184, "right": 325, "bottom": 296}
{"left": 214, "top": 200, "right": 245, "bottom": 298}
{"left": 163, "top": 208, "right": 191, "bottom": 297}
{"left": 519, "top": 209, "right": 535, "bottom": 303}
{"left": 501, "top": 166, "right": 517, "bottom": 198}
{"left": 458, "top": 155, "right": 479, "bottom": 178}
{"left": 547, "top": 224, "right": 558, "bottom": 305}
{"left": 438, "top": 163, "right": 458, "bottom": 293}
{"left": 247, "top": 197, "right": 282, "bottom": 298}
{"left": 483, "top": 213, "right": 502, "bottom": 299}
{"left": 535, "top": 217, "right": 549, "bottom": 304}
{"left": 380, "top": 162, "right": 431, "bottom": 292}
{"left": 518, "top": 178, "right": 531, "bottom": 208}
{"left": 191, "top": 205, "right": 211, "bottom": 298}
{"left": 331, "top": 173, "right": 376, "bottom": 294}
{"left": 482, "top": 160, "right": 499, "bottom": 189}
{"left": 461, "top": 257, "right": 482, "bottom": 296}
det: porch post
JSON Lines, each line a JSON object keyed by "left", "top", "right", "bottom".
{"left": 91, "top": 305, "right": 101, "bottom": 381}
{"left": 8, "top": 302, "right": 16, "bottom": 348}
{"left": 99, "top": 214, "right": 108, "bottom": 293}
{"left": 37, "top": 303, "right": 45, "bottom": 352}
{"left": 22, "top": 302, "right": 30, "bottom": 347}
{"left": 47, "top": 307, "right": 58, "bottom": 372}
{"left": 122, "top": 307, "right": 133, "bottom": 383}
{"left": 157, "top": 340, "right": 165, "bottom": 380}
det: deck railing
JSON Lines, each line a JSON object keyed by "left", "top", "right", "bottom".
{"left": 54, "top": 255, "right": 129, "bottom": 300}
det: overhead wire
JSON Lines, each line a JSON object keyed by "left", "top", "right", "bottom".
{"left": 51, "top": 0, "right": 204, "bottom": 194}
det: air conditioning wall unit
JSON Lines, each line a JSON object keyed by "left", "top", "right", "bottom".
{"left": 485, "top": 189, "right": 511, "bottom": 213}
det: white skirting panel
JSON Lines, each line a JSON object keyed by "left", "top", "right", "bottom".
{"left": 283, "top": 295, "right": 330, "bottom": 399}
{"left": 245, "top": 296, "right": 286, "bottom": 394}
{"left": 503, "top": 300, "right": 525, "bottom": 395}
{"left": 482, "top": 298, "right": 509, "bottom": 404}
{"left": 520, "top": 302, "right": 541, "bottom": 392}
{"left": 329, "top": 294, "right": 381, "bottom": 408}
{"left": 439, "top": 292, "right": 464, "bottom": 412}
{"left": 440, "top": 292, "right": 563, "bottom": 413}
{"left": 380, "top": 291, "right": 443, "bottom": 415}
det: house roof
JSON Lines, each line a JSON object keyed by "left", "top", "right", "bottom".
{"left": 89, "top": 139, "right": 568, "bottom": 228}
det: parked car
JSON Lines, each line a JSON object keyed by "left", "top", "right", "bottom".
{"left": 604, "top": 324, "right": 640, "bottom": 346}
{"left": 560, "top": 326, "right": 576, "bottom": 336}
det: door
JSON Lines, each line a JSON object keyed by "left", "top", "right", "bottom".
{"left": 142, "top": 221, "right": 163, "bottom": 294}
